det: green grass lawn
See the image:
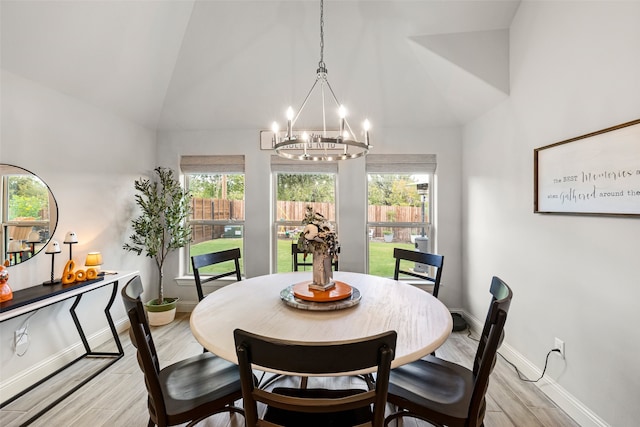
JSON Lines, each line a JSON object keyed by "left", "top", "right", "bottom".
{"left": 190, "top": 238, "right": 415, "bottom": 278}
{"left": 190, "top": 238, "right": 244, "bottom": 274}
{"left": 367, "top": 241, "right": 414, "bottom": 277}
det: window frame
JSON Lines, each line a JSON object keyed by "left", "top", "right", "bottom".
{"left": 181, "top": 156, "right": 245, "bottom": 278}
{"left": 365, "top": 154, "right": 437, "bottom": 277}
{"left": 271, "top": 156, "right": 338, "bottom": 273}
{"left": 1, "top": 172, "right": 53, "bottom": 265}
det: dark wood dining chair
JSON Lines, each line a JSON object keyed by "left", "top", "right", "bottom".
{"left": 121, "top": 275, "right": 245, "bottom": 427}
{"left": 191, "top": 247, "right": 242, "bottom": 302}
{"left": 383, "top": 276, "right": 513, "bottom": 427}
{"left": 292, "top": 241, "right": 339, "bottom": 272}
{"left": 234, "top": 328, "right": 397, "bottom": 427}
{"left": 393, "top": 247, "right": 444, "bottom": 298}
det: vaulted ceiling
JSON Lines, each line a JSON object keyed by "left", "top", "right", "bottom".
{"left": 1, "top": 1, "right": 520, "bottom": 131}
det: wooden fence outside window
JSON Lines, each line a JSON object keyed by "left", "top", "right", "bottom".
{"left": 190, "top": 199, "right": 428, "bottom": 244}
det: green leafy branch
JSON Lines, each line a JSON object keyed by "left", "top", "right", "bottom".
{"left": 123, "top": 167, "right": 192, "bottom": 304}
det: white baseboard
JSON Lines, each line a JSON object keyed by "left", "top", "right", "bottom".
{"left": 0, "top": 318, "right": 130, "bottom": 402}
{"left": 2, "top": 307, "right": 608, "bottom": 427}
{"left": 177, "top": 301, "right": 198, "bottom": 312}
{"left": 461, "top": 310, "right": 608, "bottom": 427}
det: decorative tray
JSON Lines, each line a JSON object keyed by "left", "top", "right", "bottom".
{"left": 292, "top": 280, "right": 352, "bottom": 302}
{"left": 280, "top": 283, "right": 361, "bottom": 311}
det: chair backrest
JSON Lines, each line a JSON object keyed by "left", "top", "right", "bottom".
{"left": 292, "top": 242, "right": 338, "bottom": 272}
{"left": 468, "top": 276, "right": 513, "bottom": 425}
{"left": 121, "top": 275, "right": 168, "bottom": 424}
{"left": 191, "top": 248, "right": 242, "bottom": 301}
{"left": 234, "top": 329, "right": 397, "bottom": 427}
{"left": 393, "top": 247, "right": 444, "bottom": 298}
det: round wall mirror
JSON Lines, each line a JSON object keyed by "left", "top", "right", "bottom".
{"left": 1, "top": 164, "right": 59, "bottom": 266}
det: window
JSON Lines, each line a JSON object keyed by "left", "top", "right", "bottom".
{"left": 1, "top": 167, "right": 54, "bottom": 265}
{"left": 181, "top": 156, "right": 245, "bottom": 276}
{"left": 366, "top": 154, "right": 436, "bottom": 278}
{"left": 271, "top": 156, "right": 337, "bottom": 273}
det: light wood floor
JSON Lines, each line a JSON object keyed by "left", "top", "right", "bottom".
{"left": 1, "top": 312, "right": 580, "bottom": 427}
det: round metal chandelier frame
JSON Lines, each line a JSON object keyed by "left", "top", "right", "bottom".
{"left": 272, "top": 0, "right": 371, "bottom": 162}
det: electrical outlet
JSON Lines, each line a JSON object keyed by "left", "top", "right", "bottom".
{"left": 15, "top": 327, "right": 29, "bottom": 354}
{"left": 554, "top": 337, "right": 565, "bottom": 359}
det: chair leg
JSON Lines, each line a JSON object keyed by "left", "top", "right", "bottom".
{"left": 300, "top": 376, "right": 308, "bottom": 389}
{"left": 364, "top": 373, "right": 375, "bottom": 390}
{"left": 384, "top": 410, "right": 407, "bottom": 427}
{"left": 354, "top": 373, "right": 375, "bottom": 390}
{"left": 186, "top": 405, "right": 245, "bottom": 426}
{"left": 258, "top": 372, "right": 286, "bottom": 389}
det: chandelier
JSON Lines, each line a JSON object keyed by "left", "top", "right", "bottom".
{"left": 271, "top": 0, "right": 371, "bottom": 161}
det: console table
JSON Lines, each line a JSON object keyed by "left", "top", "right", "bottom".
{"left": 0, "top": 270, "right": 137, "bottom": 426}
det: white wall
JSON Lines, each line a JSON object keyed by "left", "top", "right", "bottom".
{"left": 0, "top": 71, "right": 156, "bottom": 398}
{"left": 0, "top": 68, "right": 463, "bottom": 404}
{"left": 157, "top": 125, "right": 463, "bottom": 310}
{"left": 463, "top": 2, "right": 640, "bottom": 426}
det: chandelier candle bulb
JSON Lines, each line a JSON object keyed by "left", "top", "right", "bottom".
{"left": 364, "top": 119, "right": 370, "bottom": 146}
{"left": 272, "top": 122, "right": 279, "bottom": 145}
{"left": 302, "top": 132, "right": 309, "bottom": 156}
{"left": 286, "top": 107, "right": 294, "bottom": 138}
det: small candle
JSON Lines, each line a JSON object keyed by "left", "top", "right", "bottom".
{"left": 302, "top": 132, "right": 309, "bottom": 156}
{"left": 286, "top": 107, "right": 294, "bottom": 139}
{"left": 271, "top": 122, "right": 279, "bottom": 146}
{"left": 363, "top": 119, "right": 370, "bottom": 146}
{"left": 343, "top": 130, "right": 349, "bottom": 154}
{"left": 338, "top": 105, "right": 346, "bottom": 138}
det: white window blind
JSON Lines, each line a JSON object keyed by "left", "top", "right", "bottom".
{"left": 365, "top": 154, "right": 437, "bottom": 174}
{"left": 180, "top": 155, "right": 245, "bottom": 173}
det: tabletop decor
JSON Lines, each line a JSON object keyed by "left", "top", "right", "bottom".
{"left": 297, "top": 206, "right": 339, "bottom": 290}
{"left": 43, "top": 240, "right": 62, "bottom": 285}
{"left": 292, "top": 281, "right": 353, "bottom": 302}
{"left": 0, "top": 261, "right": 12, "bottom": 302}
{"left": 84, "top": 251, "right": 103, "bottom": 273}
{"left": 61, "top": 259, "right": 99, "bottom": 285}
{"left": 280, "top": 284, "right": 361, "bottom": 311}
{"left": 63, "top": 231, "right": 78, "bottom": 261}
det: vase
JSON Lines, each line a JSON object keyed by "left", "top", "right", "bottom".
{"left": 312, "top": 246, "right": 333, "bottom": 286}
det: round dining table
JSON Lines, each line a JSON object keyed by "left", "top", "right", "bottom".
{"left": 190, "top": 271, "right": 452, "bottom": 375}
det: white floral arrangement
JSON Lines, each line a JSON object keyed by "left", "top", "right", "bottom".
{"left": 297, "top": 206, "right": 339, "bottom": 258}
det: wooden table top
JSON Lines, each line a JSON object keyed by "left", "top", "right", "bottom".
{"left": 190, "top": 271, "right": 452, "bottom": 375}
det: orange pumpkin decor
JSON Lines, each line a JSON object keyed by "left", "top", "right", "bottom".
{"left": 0, "top": 262, "right": 12, "bottom": 302}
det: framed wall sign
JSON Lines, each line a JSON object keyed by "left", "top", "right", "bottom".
{"left": 534, "top": 119, "right": 640, "bottom": 216}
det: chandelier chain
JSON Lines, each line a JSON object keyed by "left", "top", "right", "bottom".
{"left": 271, "top": 0, "right": 370, "bottom": 161}
{"left": 318, "top": 0, "right": 325, "bottom": 71}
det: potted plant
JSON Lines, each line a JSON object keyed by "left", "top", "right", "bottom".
{"left": 123, "top": 167, "right": 191, "bottom": 326}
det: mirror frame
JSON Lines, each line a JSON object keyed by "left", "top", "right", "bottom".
{"left": 1, "top": 164, "right": 59, "bottom": 266}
